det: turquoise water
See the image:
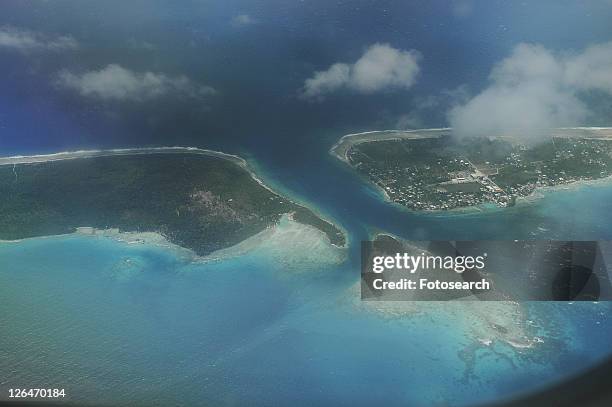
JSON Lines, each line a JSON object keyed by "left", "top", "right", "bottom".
{"left": 1, "top": 191, "right": 612, "bottom": 406}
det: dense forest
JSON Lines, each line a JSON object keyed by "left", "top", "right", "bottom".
{"left": 0, "top": 153, "right": 344, "bottom": 254}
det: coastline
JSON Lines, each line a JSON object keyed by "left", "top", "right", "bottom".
{"left": 0, "top": 146, "right": 247, "bottom": 168}
{"left": 332, "top": 126, "right": 612, "bottom": 215}
{"left": 514, "top": 174, "right": 612, "bottom": 206}
{"left": 246, "top": 155, "right": 349, "bottom": 248}
{"left": 201, "top": 213, "right": 347, "bottom": 267}
{"left": 1, "top": 146, "right": 347, "bottom": 248}
{"left": 74, "top": 226, "right": 197, "bottom": 259}
{"left": 0, "top": 215, "right": 346, "bottom": 268}
{"left": 0, "top": 226, "right": 197, "bottom": 259}
{"left": 372, "top": 176, "right": 612, "bottom": 217}
{"left": 330, "top": 128, "right": 449, "bottom": 164}
{"left": 551, "top": 127, "right": 612, "bottom": 139}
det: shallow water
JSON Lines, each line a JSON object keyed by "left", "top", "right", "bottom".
{"left": 1, "top": 202, "right": 611, "bottom": 406}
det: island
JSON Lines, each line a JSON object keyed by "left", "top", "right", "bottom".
{"left": 0, "top": 147, "right": 345, "bottom": 254}
{"left": 331, "top": 128, "right": 612, "bottom": 211}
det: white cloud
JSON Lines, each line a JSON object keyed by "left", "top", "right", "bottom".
{"left": 56, "top": 64, "right": 216, "bottom": 102}
{"left": 0, "top": 26, "right": 78, "bottom": 52}
{"left": 301, "top": 43, "right": 421, "bottom": 100}
{"left": 231, "top": 14, "right": 257, "bottom": 26}
{"left": 302, "top": 63, "right": 350, "bottom": 99}
{"left": 449, "top": 42, "right": 612, "bottom": 140}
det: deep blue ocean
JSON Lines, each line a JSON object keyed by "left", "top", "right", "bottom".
{"left": 2, "top": 1, "right": 612, "bottom": 405}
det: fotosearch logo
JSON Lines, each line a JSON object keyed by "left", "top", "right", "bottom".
{"left": 362, "top": 240, "right": 612, "bottom": 301}
{"left": 371, "top": 252, "right": 487, "bottom": 274}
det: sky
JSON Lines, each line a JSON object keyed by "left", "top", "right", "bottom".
{"left": 1, "top": 0, "right": 612, "bottom": 153}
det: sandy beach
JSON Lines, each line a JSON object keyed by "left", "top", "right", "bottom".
{"left": 0, "top": 146, "right": 247, "bottom": 167}
{"left": 331, "top": 127, "right": 612, "bottom": 165}
{"left": 550, "top": 127, "right": 612, "bottom": 139}
{"left": 330, "top": 128, "right": 449, "bottom": 164}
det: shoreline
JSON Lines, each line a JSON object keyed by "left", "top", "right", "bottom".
{"left": 0, "top": 146, "right": 347, "bottom": 248}
{"left": 0, "top": 215, "right": 345, "bottom": 266}
{"left": 514, "top": 174, "right": 612, "bottom": 205}
{"left": 201, "top": 213, "right": 347, "bottom": 266}
{"left": 375, "top": 176, "right": 612, "bottom": 217}
{"left": 0, "top": 145, "right": 247, "bottom": 167}
{"left": 0, "top": 226, "right": 196, "bottom": 258}
{"left": 330, "top": 128, "right": 449, "bottom": 164}
{"left": 332, "top": 126, "right": 612, "bottom": 215}
{"left": 246, "top": 156, "right": 349, "bottom": 247}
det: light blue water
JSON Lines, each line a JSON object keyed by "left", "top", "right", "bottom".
{"left": 1, "top": 185, "right": 612, "bottom": 406}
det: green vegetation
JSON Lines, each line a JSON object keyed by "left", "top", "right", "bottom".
{"left": 347, "top": 135, "right": 612, "bottom": 211}
{"left": 0, "top": 153, "right": 345, "bottom": 253}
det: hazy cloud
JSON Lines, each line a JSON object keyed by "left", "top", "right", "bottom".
{"left": 0, "top": 26, "right": 78, "bottom": 52}
{"left": 231, "top": 14, "right": 257, "bottom": 26}
{"left": 397, "top": 86, "right": 470, "bottom": 129}
{"left": 449, "top": 42, "right": 612, "bottom": 140}
{"left": 56, "top": 64, "right": 216, "bottom": 102}
{"left": 301, "top": 43, "right": 421, "bottom": 100}
{"left": 564, "top": 42, "right": 612, "bottom": 94}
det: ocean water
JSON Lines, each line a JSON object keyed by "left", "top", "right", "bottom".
{"left": 1, "top": 1, "right": 612, "bottom": 405}
{"left": 1, "top": 196, "right": 612, "bottom": 406}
